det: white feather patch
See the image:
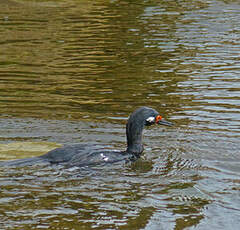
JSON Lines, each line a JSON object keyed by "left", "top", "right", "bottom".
{"left": 100, "top": 153, "right": 109, "bottom": 161}
{"left": 146, "top": 116, "right": 155, "bottom": 122}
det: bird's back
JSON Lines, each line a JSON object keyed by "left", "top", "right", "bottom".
{"left": 0, "top": 143, "right": 136, "bottom": 167}
{"left": 40, "top": 143, "right": 135, "bottom": 167}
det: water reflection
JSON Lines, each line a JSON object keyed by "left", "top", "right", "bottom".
{"left": 0, "top": 0, "right": 240, "bottom": 229}
{"left": 0, "top": 152, "right": 208, "bottom": 230}
{"left": 0, "top": 0, "right": 180, "bottom": 119}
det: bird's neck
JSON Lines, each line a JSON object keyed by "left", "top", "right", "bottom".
{"left": 126, "top": 121, "right": 144, "bottom": 155}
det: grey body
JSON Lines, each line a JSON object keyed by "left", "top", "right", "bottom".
{"left": 0, "top": 107, "right": 172, "bottom": 167}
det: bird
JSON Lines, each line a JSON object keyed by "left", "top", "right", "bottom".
{"left": 0, "top": 107, "right": 173, "bottom": 167}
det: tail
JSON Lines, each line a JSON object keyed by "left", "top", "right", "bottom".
{"left": 0, "top": 157, "right": 47, "bottom": 167}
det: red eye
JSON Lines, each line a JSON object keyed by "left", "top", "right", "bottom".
{"left": 156, "top": 115, "right": 162, "bottom": 123}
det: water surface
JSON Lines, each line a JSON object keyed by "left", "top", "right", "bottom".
{"left": 0, "top": 0, "right": 239, "bottom": 229}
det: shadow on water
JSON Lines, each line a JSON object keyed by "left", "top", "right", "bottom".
{"left": 0, "top": 0, "right": 240, "bottom": 229}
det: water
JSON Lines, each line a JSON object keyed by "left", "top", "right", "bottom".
{"left": 0, "top": 0, "right": 240, "bottom": 229}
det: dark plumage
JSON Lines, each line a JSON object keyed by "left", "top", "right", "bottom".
{"left": 0, "top": 107, "right": 173, "bottom": 167}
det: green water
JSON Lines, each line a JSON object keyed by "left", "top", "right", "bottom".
{"left": 0, "top": 0, "right": 239, "bottom": 229}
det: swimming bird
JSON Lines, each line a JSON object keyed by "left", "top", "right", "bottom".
{"left": 0, "top": 107, "right": 173, "bottom": 167}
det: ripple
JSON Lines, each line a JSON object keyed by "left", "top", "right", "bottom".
{"left": 0, "top": 0, "right": 240, "bottom": 229}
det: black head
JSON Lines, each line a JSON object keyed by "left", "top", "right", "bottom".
{"left": 126, "top": 107, "right": 173, "bottom": 155}
{"left": 128, "top": 106, "right": 173, "bottom": 127}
